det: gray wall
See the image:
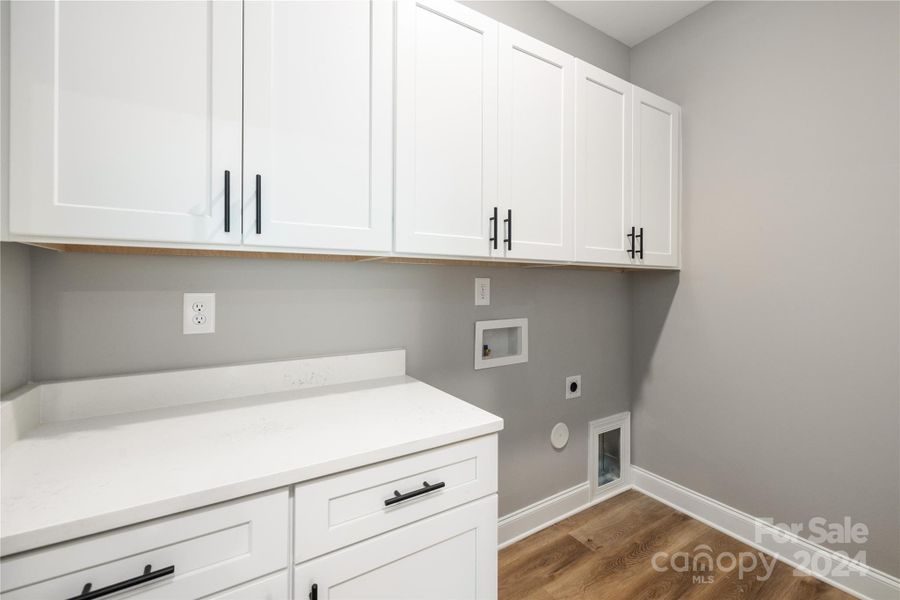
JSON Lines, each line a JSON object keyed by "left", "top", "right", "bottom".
{"left": 27, "top": 249, "right": 631, "bottom": 516}
{"left": 463, "top": 0, "right": 629, "bottom": 79}
{"left": 0, "top": 244, "right": 30, "bottom": 394}
{"left": 630, "top": 1, "right": 899, "bottom": 576}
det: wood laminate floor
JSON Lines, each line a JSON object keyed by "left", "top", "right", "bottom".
{"left": 499, "top": 490, "right": 857, "bottom": 600}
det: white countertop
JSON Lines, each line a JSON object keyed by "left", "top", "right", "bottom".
{"left": 1, "top": 360, "right": 503, "bottom": 557}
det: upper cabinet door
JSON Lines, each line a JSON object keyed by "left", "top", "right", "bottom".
{"left": 9, "top": 1, "right": 242, "bottom": 244}
{"left": 395, "top": 0, "right": 498, "bottom": 257}
{"left": 574, "top": 61, "right": 634, "bottom": 265}
{"left": 498, "top": 27, "right": 575, "bottom": 262}
{"left": 633, "top": 86, "right": 681, "bottom": 268}
{"left": 243, "top": 1, "right": 392, "bottom": 252}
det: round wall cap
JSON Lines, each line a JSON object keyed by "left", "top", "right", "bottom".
{"left": 551, "top": 422, "right": 569, "bottom": 449}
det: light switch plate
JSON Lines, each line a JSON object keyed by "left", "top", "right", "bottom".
{"left": 183, "top": 293, "right": 215, "bottom": 334}
{"left": 475, "top": 278, "right": 490, "bottom": 306}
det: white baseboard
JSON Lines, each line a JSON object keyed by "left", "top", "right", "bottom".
{"left": 631, "top": 466, "right": 900, "bottom": 600}
{"left": 497, "top": 481, "right": 631, "bottom": 549}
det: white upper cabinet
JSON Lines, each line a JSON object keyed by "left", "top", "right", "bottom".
{"left": 574, "top": 61, "right": 634, "bottom": 264}
{"left": 7, "top": 0, "right": 680, "bottom": 267}
{"left": 633, "top": 86, "right": 681, "bottom": 267}
{"left": 9, "top": 1, "right": 242, "bottom": 244}
{"left": 394, "top": 0, "right": 498, "bottom": 257}
{"left": 243, "top": 0, "right": 392, "bottom": 252}
{"left": 498, "top": 27, "right": 576, "bottom": 262}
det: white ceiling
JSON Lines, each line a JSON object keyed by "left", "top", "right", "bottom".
{"left": 549, "top": 1, "right": 712, "bottom": 47}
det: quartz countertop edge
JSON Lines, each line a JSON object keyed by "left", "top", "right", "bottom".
{"left": 0, "top": 375, "right": 504, "bottom": 557}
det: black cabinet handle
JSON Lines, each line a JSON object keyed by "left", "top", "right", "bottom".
{"left": 66, "top": 564, "right": 174, "bottom": 600}
{"left": 309, "top": 583, "right": 318, "bottom": 600}
{"left": 503, "top": 209, "right": 512, "bottom": 251}
{"left": 384, "top": 480, "right": 445, "bottom": 506}
{"left": 637, "top": 227, "right": 644, "bottom": 259}
{"left": 489, "top": 206, "right": 498, "bottom": 250}
{"left": 627, "top": 226, "right": 635, "bottom": 259}
{"left": 255, "top": 174, "right": 262, "bottom": 235}
{"left": 224, "top": 170, "right": 231, "bottom": 233}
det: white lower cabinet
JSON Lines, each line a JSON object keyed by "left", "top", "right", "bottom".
{"left": 295, "top": 435, "right": 499, "bottom": 599}
{"left": 295, "top": 495, "right": 498, "bottom": 600}
{"left": 0, "top": 490, "right": 288, "bottom": 600}
{"left": 0, "top": 436, "right": 499, "bottom": 600}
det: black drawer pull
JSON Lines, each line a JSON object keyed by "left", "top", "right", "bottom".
{"left": 384, "top": 480, "right": 445, "bottom": 506}
{"left": 66, "top": 564, "right": 175, "bottom": 600}
{"left": 309, "top": 583, "right": 318, "bottom": 600}
{"left": 636, "top": 226, "right": 644, "bottom": 259}
{"left": 627, "top": 226, "right": 635, "bottom": 259}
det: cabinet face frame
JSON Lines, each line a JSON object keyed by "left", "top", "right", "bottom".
{"left": 394, "top": 0, "right": 499, "bottom": 258}
{"left": 497, "top": 26, "right": 576, "bottom": 262}
{"left": 8, "top": 0, "right": 243, "bottom": 245}
{"left": 574, "top": 61, "right": 635, "bottom": 265}
{"left": 632, "top": 86, "right": 681, "bottom": 268}
{"left": 242, "top": 0, "right": 393, "bottom": 252}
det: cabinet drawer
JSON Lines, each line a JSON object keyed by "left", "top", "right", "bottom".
{"left": 295, "top": 494, "right": 498, "bottom": 600}
{"left": 0, "top": 489, "right": 288, "bottom": 599}
{"left": 294, "top": 434, "right": 497, "bottom": 562}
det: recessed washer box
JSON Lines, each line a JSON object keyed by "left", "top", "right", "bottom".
{"left": 474, "top": 318, "right": 528, "bottom": 370}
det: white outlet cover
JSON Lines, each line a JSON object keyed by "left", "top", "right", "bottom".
{"left": 183, "top": 293, "right": 215, "bottom": 334}
{"left": 475, "top": 278, "right": 490, "bottom": 306}
{"left": 565, "top": 375, "right": 582, "bottom": 399}
{"left": 551, "top": 422, "right": 569, "bottom": 449}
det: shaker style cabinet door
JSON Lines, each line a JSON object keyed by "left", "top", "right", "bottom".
{"left": 9, "top": 1, "right": 242, "bottom": 244}
{"left": 633, "top": 86, "right": 681, "bottom": 268}
{"left": 243, "top": 0, "right": 392, "bottom": 252}
{"left": 574, "top": 61, "right": 634, "bottom": 265}
{"left": 294, "top": 495, "right": 498, "bottom": 600}
{"left": 394, "top": 0, "right": 498, "bottom": 257}
{"left": 498, "top": 26, "right": 576, "bottom": 262}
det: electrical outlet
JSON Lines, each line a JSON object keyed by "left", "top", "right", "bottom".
{"left": 475, "top": 278, "right": 490, "bottom": 306}
{"left": 183, "top": 293, "right": 215, "bottom": 334}
{"left": 565, "top": 375, "right": 582, "bottom": 399}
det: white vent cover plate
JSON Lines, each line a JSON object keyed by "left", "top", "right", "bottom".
{"left": 551, "top": 422, "right": 569, "bottom": 449}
